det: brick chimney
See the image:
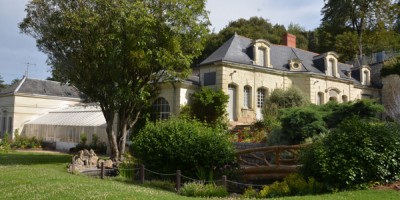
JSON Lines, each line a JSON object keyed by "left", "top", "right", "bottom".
{"left": 283, "top": 33, "right": 296, "bottom": 48}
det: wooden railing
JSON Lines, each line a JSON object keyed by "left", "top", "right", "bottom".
{"left": 235, "top": 145, "right": 306, "bottom": 181}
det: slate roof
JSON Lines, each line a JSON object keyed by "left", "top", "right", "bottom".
{"left": 0, "top": 76, "right": 82, "bottom": 99}
{"left": 199, "top": 34, "right": 359, "bottom": 83}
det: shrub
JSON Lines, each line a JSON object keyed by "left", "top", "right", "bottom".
{"left": 132, "top": 117, "right": 235, "bottom": 179}
{"left": 242, "top": 186, "right": 258, "bottom": 198}
{"left": 0, "top": 132, "right": 11, "bottom": 153}
{"left": 118, "top": 152, "right": 135, "bottom": 179}
{"left": 279, "top": 106, "right": 327, "bottom": 144}
{"left": 12, "top": 133, "right": 42, "bottom": 149}
{"left": 267, "top": 87, "right": 309, "bottom": 109}
{"left": 184, "top": 87, "right": 229, "bottom": 128}
{"left": 258, "top": 173, "right": 324, "bottom": 198}
{"left": 179, "top": 182, "right": 228, "bottom": 197}
{"left": 300, "top": 117, "right": 400, "bottom": 189}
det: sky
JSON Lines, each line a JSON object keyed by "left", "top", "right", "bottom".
{"left": 0, "top": 0, "right": 324, "bottom": 84}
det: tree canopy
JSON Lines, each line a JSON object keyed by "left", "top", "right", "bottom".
{"left": 20, "top": 0, "right": 209, "bottom": 161}
{"left": 319, "top": 0, "right": 400, "bottom": 61}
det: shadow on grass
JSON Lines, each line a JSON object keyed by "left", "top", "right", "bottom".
{"left": 0, "top": 152, "right": 72, "bottom": 165}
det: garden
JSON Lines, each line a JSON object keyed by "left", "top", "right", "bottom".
{"left": 1, "top": 87, "right": 400, "bottom": 199}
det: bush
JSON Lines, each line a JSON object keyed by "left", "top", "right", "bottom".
{"left": 258, "top": 173, "right": 324, "bottom": 198}
{"left": 132, "top": 117, "right": 235, "bottom": 179}
{"left": 12, "top": 133, "right": 42, "bottom": 149}
{"left": 73, "top": 133, "right": 107, "bottom": 154}
{"left": 179, "top": 182, "right": 228, "bottom": 197}
{"left": 0, "top": 132, "right": 11, "bottom": 153}
{"left": 300, "top": 117, "right": 400, "bottom": 189}
{"left": 242, "top": 186, "right": 258, "bottom": 198}
{"left": 184, "top": 87, "right": 229, "bottom": 129}
{"left": 267, "top": 87, "right": 309, "bottom": 109}
{"left": 118, "top": 152, "right": 135, "bottom": 179}
{"left": 279, "top": 106, "right": 327, "bottom": 144}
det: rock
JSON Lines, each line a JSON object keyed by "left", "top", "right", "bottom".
{"left": 97, "top": 159, "right": 105, "bottom": 168}
{"left": 103, "top": 160, "right": 113, "bottom": 168}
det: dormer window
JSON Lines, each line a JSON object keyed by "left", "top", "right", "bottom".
{"left": 361, "top": 67, "right": 370, "bottom": 85}
{"left": 257, "top": 47, "right": 266, "bottom": 66}
{"left": 252, "top": 39, "right": 271, "bottom": 68}
{"left": 313, "top": 52, "right": 340, "bottom": 78}
{"left": 289, "top": 58, "right": 302, "bottom": 71}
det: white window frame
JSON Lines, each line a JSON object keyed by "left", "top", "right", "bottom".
{"left": 152, "top": 97, "right": 171, "bottom": 120}
{"left": 243, "top": 86, "right": 252, "bottom": 109}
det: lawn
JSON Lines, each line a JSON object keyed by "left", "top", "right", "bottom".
{"left": 0, "top": 151, "right": 399, "bottom": 200}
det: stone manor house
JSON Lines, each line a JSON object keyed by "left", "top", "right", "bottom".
{"left": 0, "top": 33, "right": 383, "bottom": 150}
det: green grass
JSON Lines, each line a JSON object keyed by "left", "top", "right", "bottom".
{"left": 0, "top": 151, "right": 399, "bottom": 200}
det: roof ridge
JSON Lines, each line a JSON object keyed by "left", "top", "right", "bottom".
{"left": 14, "top": 76, "right": 27, "bottom": 94}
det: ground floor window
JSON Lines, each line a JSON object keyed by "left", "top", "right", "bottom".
{"left": 152, "top": 97, "right": 171, "bottom": 121}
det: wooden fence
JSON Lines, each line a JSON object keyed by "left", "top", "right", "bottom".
{"left": 235, "top": 145, "right": 306, "bottom": 181}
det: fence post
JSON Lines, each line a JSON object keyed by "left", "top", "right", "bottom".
{"left": 101, "top": 162, "right": 105, "bottom": 179}
{"left": 176, "top": 170, "right": 181, "bottom": 193}
{"left": 140, "top": 164, "right": 145, "bottom": 184}
{"left": 222, "top": 175, "right": 227, "bottom": 189}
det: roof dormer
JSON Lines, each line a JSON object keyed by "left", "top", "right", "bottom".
{"left": 360, "top": 65, "right": 371, "bottom": 86}
{"left": 313, "top": 52, "right": 340, "bottom": 78}
{"left": 252, "top": 39, "right": 272, "bottom": 68}
{"left": 289, "top": 58, "right": 302, "bottom": 71}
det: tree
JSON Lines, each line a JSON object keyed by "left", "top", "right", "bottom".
{"left": 321, "top": 0, "right": 399, "bottom": 59}
{"left": 20, "top": 0, "right": 209, "bottom": 161}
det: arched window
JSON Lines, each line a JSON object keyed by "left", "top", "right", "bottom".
{"left": 342, "top": 95, "right": 348, "bottom": 103}
{"left": 151, "top": 97, "right": 170, "bottom": 121}
{"left": 363, "top": 70, "right": 370, "bottom": 85}
{"left": 243, "top": 86, "right": 252, "bottom": 108}
{"left": 327, "top": 59, "right": 334, "bottom": 76}
{"left": 329, "top": 97, "right": 337, "bottom": 102}
{"left": 317, "top": 92, "right": 324, "bottom": 105}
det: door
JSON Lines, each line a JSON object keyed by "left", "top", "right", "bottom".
{"left": 256, "top": 88, "right": 265, "bottom": 120}
{"left": 228, "top": 84, "right": 236, "bottom": 121}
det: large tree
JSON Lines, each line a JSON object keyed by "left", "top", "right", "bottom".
{"left": 321, "top": 0, "right": 399, "bottom": 60}
{"left": 20, "top": 0, "right": 209, "bottom": 161}
{"left": 0, "top": 75, "right": 6, "bottom": 90}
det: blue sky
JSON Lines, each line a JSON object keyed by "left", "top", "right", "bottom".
{"left": 0, "top": 0, "right": 324, "bottom": 84}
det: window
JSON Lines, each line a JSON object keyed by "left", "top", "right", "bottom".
{"left": 203, "top": 72, "right": 216, "bottom": 86}
{"left": 342, "top": 95, "right": 348, "bottom": 103}
{"left": 257, "top": 47, "right": 265, "bottom": 66}
{"left": 257, "top": 88, "right": 265, "bottom": 108}
{"left": 317, "top": 92, "right": 324, "bottom": 105}
{"left": 329, "top": 97, "right": 337, "bottom": 102}
{"left": 363, "top": 70, "right": 370, "bottom": 85}
{"left": 243, "top": 86, "right": 251, "bottom": 108}
{"left": 327, "top": 59, "right": 334, "bottom": 76}
{"left": 152, "top": 97, "right": 171, "bottom": 120}
{"left": 8, "top": 117, "right": 12, "bottom": 134}
{"left": 1, "top": 112, "right": 6, "bottom": 133}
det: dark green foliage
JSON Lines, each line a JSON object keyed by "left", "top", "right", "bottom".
{"left": 132, "top": 118, "right": 235, "bottom": 178}
{"left": 382, "top": 55, "right": 400, "bottom": 77}
{"left": 323, "top": 100, "right": 384, "bottom": 128}
{"left": 0, "top": 132, "right": 10, "bottom": 153}
{"left": 280, "top": 106, "right": 327, "bottom": 145}
{"left": 277, "top": 100, "right": 383, "bottom": 145}
{"left": 0, "top": 75, "right": 6, "bottom": 90}
{"left": 185, "top": 87, "right": 229, "bottom": 128}
{"left": 300, "top": 118, "right": 400, "bottom": 189}
{"left": 179, "top": 182, "right": 228, "bottom": 197}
